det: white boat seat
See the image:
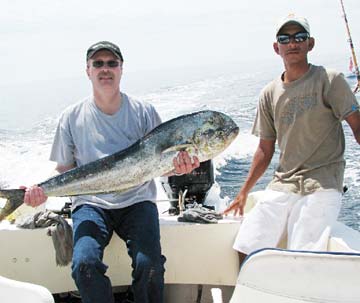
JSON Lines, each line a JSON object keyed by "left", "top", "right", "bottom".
{"left": 0, "top": 275, "right": 54, "bottom": 303}
{"left": 230, "top": 248, "right": 360, "bottom": 303}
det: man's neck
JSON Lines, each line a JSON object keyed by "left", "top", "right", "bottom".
{"left": 283, "top": 62, "right": 310, "bottom": 83}
{"left": 93, "top": 89, "right": 122, "bottom": 115}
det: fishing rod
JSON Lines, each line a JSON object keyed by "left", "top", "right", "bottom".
{"left": 340, "top": 0, "right": 360, "bottom": 93}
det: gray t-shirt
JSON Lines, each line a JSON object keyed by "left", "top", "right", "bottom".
{"left": 253, "top": 64, "right": 359, "bottom": 195}
{"left": 50, "top": 93, "right": 162, "bottom": 209}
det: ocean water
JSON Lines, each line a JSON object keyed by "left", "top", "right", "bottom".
{"left": 0, "top": 61, "right": 359, "bottom": 231}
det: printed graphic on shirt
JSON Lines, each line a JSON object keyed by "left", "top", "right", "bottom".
{"left": 280, "top": 93, "right": 318, "bottom": 125}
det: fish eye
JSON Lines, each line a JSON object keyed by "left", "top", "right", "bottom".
{"left": 214, "top": 129, "right": 224, "bottom": 136}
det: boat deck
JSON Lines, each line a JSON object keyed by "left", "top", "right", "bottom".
{"left": 0, "top": 211, "right": 241, "bottom": 294}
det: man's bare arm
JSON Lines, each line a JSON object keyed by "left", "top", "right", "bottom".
{"left": 23, "top": 163, "right": 76, "bottom": 207}
{"left": 345, "top": 110, "right": 360, "bottom": 145}
{"left": 223, "top": 138, "right": 276, "bottom": 216}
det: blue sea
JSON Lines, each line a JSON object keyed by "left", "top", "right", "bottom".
{"left": 0, "top": 59, "right": 359, "bottom": 231}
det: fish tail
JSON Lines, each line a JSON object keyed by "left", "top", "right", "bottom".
{"left": 0, "top": 189, "right": 25, "bottom": 222}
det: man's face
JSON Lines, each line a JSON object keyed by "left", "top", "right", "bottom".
{"left": 273, "top": 23, "right": 314, "bottom": 64}
{"left": 86, "top": 50, "right": 123, "bottom": 91}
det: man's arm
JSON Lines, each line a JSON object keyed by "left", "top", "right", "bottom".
{"left": 23, "top": 163, "right": 75, "bottom": 207}
{"left": 345, "top": 110, "right": 360, "bottom": 144}
{"left": 55, "top": 163, "right": 76, "bottom": 174}
{"left": 223, "top": 138, "right": 276, "bottom": 216}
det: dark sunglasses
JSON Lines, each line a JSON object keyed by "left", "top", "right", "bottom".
{"left": 277, "top": 32, "right": 309, "bottom": 44}
{"left": 92, "top": 60, "right": 120, "bottom": 68}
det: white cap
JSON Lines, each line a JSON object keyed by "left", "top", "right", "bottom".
{"left": 275, "top": 14, "right": 310, "bottom": 36}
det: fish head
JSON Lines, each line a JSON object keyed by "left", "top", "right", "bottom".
{"left": 192, "top": 111, "right": 239, "bottom": 160}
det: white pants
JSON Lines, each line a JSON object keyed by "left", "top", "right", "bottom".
{"left": 233, "top": 189, "right": 342, "bottom": 254}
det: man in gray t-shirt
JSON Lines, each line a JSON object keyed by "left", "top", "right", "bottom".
{"left": 224, "top": 15, "right": 360, "bottom": 266}
{"left": 23, "top": 41, "right": 199, "bottom": 303}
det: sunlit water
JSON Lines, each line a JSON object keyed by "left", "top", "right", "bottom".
{"left": 0, "top": 66, "right": 359, "bottom": 231}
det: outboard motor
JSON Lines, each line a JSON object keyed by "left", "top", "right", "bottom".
{"left": 160, "top": 160, "right": 214, "bottom": 215}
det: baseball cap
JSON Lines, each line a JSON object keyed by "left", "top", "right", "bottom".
{"left": 86, "top": 41, "right": 124, "bottom": 61}
{"left": 275, "top": 14, "right": 310, "bottom": 36}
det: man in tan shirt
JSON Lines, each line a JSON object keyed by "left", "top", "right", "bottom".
{"left": 224, "top": 14, "right": 360, "bottom": 265}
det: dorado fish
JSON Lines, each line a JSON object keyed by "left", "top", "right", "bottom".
{"left": 0, "top": 110, "right": 239, "bottom": 221}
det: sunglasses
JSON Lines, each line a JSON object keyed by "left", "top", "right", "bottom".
{"left": 91, "top": 60, "right": 120, "bottom": 68}
{"left": 277, "top": 32, "right": 309, "bottom": 44}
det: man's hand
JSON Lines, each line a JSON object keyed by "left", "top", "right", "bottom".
{"left": 172, "top": 151, "right": 200, "bottom": 175}
{"left": 21, "top": 185, "right": 48, "bottom": 207}
{"left": 223, "top": 190, "right": 248, "bottom": 216}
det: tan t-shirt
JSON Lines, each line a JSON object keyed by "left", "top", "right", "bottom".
{"left": 253, "top": 64, "right": 359, "bottom": 194}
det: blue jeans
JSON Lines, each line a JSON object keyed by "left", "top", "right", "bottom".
{"left": 71, "top": 201, "right": 166, "bottom": 303}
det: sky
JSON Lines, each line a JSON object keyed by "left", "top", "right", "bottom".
{"left": 0, "top": 0, "right": 359, "bottom": 129}
{"left": 0, "top": 0, "right": 359, "bottom": 83}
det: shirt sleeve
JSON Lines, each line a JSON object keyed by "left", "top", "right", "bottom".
{"left": 325, "top": 73, "right": 359, "bottom": 120}
{"left": 144, "top": 104, "right": 162, "bottom": 134}
{"left": 252, "top": 92, "right": 277, "bottom": 140}
{"left": 49, "top": 112, "right": 76, "bottom": 166}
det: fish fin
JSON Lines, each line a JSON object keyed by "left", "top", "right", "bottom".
{"left": 161, "top": 144, "right": 193, "bottom": 154}
{"left": 161, "top": 144, "right": 199, "bottom": 157}
{"left": 0, "top": 189, "right": 25, "bottom": 222}
{"left": 159, "top": 144, "right": 199, "bottom": 163}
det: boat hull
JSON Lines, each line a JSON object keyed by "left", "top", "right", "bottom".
{"left": 0, "top": 212, "right": 240, "bottom": 294}
{"left": 1, "top": 191, "right": 360, "bottom": 302}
